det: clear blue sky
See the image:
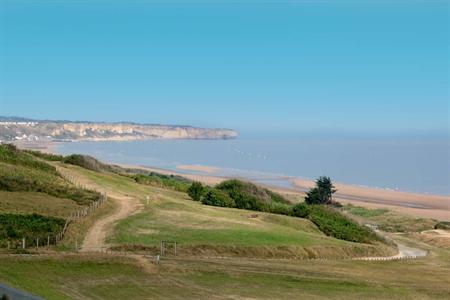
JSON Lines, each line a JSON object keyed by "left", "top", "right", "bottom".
{"left": 0, "top": 1, "right": 448, "bottom": 134}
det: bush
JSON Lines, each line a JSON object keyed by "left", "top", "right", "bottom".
{"left": 435, "top": 221, "right": 450, "bottom": 230}
{"left": 216, "top": 179, "right": 290, "bottom": 209}
{"left": 292, "top": 203, "right": 311, "bottom": 218}
{"left": 268, "top": 202, "right": 293, "bottom": 216}
{"left": 201, "top": 189, "right": 235, "bottom": 208}
{"left": 307, "top": 205, "right": 381, "bottom": 244}
{"left": 187, "top": 181, "right": 205, "bottom": 201}
{"left": 0, "top": 213, "right": 65, "bottom": 240}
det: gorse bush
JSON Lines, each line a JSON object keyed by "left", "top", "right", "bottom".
{"left": 292, "top": 203, "right": 311, "bottom": 218}
{"left": 201, "top": 189, "right": 235, "bottom": 208}
{"left": 187, "top": 181, "right": 205, "bottom": 201}
{"left": 217, "top": 179, "right": 290, "bottom": 205}
{"left": 306, "top": 205, "right": 382, "bottom": 243}
{"left": 133, "top": 172, "right": 191, "bottom": 192}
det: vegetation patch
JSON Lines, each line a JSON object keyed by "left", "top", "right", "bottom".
{"left": 63, "top": 154, "right": 124, "bottom": 173}
{"left": 435, "top": 221, "right": 450, "bottom": 230}
{"left": 0, "top": 213, "right": 65, "bottom": 245}
{"left": 0, "top": 146, "right": 101, "bottom": 205}
{"left": 306, "top": 205, "right": 383, "bottom": 244}
{"left": 342, "top": 204, "right": 388, "bottom": 218}
{"left": 133, "top": 172, "right": 191, "bottom": 192}
{"left": 186, "top": 179, "right": 382, "bottom": 244}
{"left": 0, "top": 144, "right": 57, "bottom": 174}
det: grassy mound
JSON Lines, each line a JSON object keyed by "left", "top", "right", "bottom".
{"left": 63, "top": 154, "right": 124, "bottom": 173}
{"left": 217, "top": 179, "right": 290, "bottom": 206}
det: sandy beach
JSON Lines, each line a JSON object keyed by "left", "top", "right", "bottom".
{"left": 176, "top": 164, "right": 219, "bottom": 173}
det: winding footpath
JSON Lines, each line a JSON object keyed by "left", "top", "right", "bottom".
{"left": 354, "top": 231, "right": 427, "bottom": 261}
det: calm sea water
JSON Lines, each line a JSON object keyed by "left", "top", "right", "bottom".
{"left": 55, "top": 136, "right": 450, "bottom": 195}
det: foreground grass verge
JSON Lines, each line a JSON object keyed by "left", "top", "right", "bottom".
{"left": 0, "top": 242, "right": 449, "bottom": 300}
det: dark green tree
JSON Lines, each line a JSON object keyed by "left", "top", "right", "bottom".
{"left": 305, "top": 176, "right": 336, "bottom": 205}
{"left": 187, "top": 181, "right": 205, "bottom": 201}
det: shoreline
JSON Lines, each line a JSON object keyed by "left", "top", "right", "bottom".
{"left": 14, "top": 141, "right": 450, "bottom": 221}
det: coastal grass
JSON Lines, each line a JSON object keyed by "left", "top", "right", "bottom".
{"left": 342, "top": 204, "right": 437, "bottom": 233}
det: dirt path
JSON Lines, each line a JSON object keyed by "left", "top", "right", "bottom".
{"left": 80, "top": 194, "right": 138, "bottom": 251}
{"left": 54, "top": 165, "right": 142, "bottom": 251}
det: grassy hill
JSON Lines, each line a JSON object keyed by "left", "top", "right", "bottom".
{"left": 0, "top": 144, "right": 102, "bottom": 248}
{"left": 58, "top": 163, "right": 393, "bottom": 259}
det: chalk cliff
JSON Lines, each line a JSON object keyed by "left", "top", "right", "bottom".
{"left": 0, "top": 117, "right": 238, "bottom": 142}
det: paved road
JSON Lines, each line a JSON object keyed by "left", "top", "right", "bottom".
{"left": 0, "top": 283, "right": 44, "bottom": 300}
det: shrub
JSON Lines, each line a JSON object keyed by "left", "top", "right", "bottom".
{"left": 0, "top": 213, "right": 65, "bottom": 240}
{"left": 187, "top": 181, "right": 205, "bottom": 201}
{"left": 307, "top": 205, "right": 381, "bottom": 244}
{"left": 201, "top": 189, "right": 235, "bottom": 208}
{"left": 268, "top": 202, "right": 293, "bottom": 216}
{"left": 216, "top": 179, "right": 290, "bottom": 209}
{"left": 292, "top": 203, "right": 311, "bottom": 218}
{"left": 435, "top": 221, "right": 450, "bottom": 230}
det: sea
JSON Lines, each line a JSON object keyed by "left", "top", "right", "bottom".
{"left": 54, "top": 133, "right": 450, "bottom": 196}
